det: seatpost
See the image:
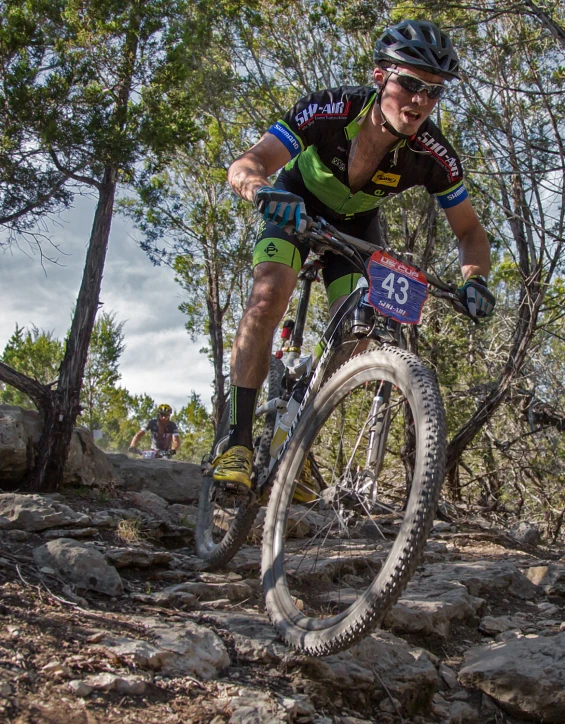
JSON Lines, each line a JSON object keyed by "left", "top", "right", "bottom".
{"left": 290, "top": 265, "right": 318, "bottom": 353}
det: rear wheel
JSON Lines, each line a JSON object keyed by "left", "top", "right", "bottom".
{"left": 195, "top": 356, "right": 284, "bottom": 569}
{"left": 261, "top": 347, "right": 446, "bottom": 655}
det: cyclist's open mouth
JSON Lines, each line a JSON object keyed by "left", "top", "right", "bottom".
{"left": 402, "top": 109, "right": 421, "bottom": 122}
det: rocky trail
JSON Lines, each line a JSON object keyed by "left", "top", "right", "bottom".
{"left": 2, "top": 409, "right": 565, "bottom": 723}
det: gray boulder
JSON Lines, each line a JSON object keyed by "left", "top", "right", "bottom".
{"left": 0, "top": 405, "right": 42, "bottom": 485}
{"left": 33, "top": 538, "right": 123, "bottom": 596}
{"left": 0, "top": 404, "right": 115, "bottom": 488}
{"left": 459, "top": 632, "right": 565, "bottom": 722}
{"left": 0, "top": 493, "right": 90, "bottom": 531}
{"left": 109, "top": 454, "right": 203, "bottom": 503}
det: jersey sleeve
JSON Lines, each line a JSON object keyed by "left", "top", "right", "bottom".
{"left": 169, "top": 421, "right": 179, "bottom": 435}
{"left": 267, "top": 88, "right": 354, "bottom": 160}
{"left": 144, "top": 419, "right": 155, "bottom": 432}
{"left": 414, "top": 125, "right": 469, "bottom": 209}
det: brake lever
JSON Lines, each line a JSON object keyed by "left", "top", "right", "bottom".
{"left": 430, "top": 288, "right": 479, "bottom": 324}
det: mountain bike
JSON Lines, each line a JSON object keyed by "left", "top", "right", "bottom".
{"left": 197, "top": 216, "right": 471, "bottom": 654}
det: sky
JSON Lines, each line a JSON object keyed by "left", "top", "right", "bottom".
{"left": 0, "top": 194, "right": 215, "bottom": 412}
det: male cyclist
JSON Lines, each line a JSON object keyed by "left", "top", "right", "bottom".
{"left": 129, "top": 403, "right": 181, "bottom": 455}
{"left": 213, "top": 19, "right": 496, "bottom": 491}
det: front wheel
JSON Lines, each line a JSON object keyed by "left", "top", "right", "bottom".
{"left": 261, "top": 346, "right": 446, "bottom": 655}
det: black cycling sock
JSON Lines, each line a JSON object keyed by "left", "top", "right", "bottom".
{"left": 227, "top": 385, "right": 258, "bottom": 451}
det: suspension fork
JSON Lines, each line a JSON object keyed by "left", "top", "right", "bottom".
{"left": 366, "top": 381, "right": 393, "bottom": 474}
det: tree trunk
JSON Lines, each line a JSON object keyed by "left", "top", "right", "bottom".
{"left": 28, "top": 170, "right": 117, "bottom": 492}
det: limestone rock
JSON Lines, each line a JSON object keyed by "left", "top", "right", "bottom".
{"left": 33, "top": 538, "right": 123, "bottom": 596}
{"left": 207, "top": 611, "right": 297, "bottom": 664}
{"left": 0, "top": 405, "right": 115, "bottom": 488}
{"left": 510, "top": 521, "right": 540, "bottom": 547}
{"left": 161, "top": 580, "right": 255, "bottom": 603}
{"left": 109, "top": 454, "right": 203, "bottom": 503}
{"left": 128, "top": 490, "right": 170, "bottom": 518}
{"left": 104, "top": 547, "right": 173, "bottom": 569}
{"left": 228, "top": 689, "right": 289, "bottom": 723}
{"left": 0, "top": 493, "right": 90, "bottom": 532}
{"left": 525, "top": 564, "right": 565, "bottom": 596}
{"left": 302, "top": 631, "right": 438, "bottom": 714}
{"left": 458, "top": 631, "right": 565, "bottom": 722}
{"left": 0, "top": 405, "right": 42, "bottom": 485}
{"left": 385, "top": 578, "right": 484, "bottom": 638}
{"left": 100, "top": 618, "right": 229, "bottom": 680}
{"left": 64, "top": 427, "right": 116, "bottom": 488}
{"left": 83, "top": 672, "right": 147, "bottom": 695}
{"left": 478, "top": 614, "right": 526, "bottom": 635}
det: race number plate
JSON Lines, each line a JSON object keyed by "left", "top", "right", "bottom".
{"left": 367, "top": 250, "right": 428, "bottom": 324}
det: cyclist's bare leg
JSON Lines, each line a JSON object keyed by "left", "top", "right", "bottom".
{"left": 231, "top": 261, "right": 298, "bottom": 388}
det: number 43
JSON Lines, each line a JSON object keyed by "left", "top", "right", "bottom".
{"left": 382, "top": 272, "right": 409, "bottom": 305}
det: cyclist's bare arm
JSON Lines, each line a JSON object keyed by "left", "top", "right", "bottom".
{"left": 130, "top": 429, "right": 146, "bottom": 447}
{"left": 444, "top": 197, "right": 491, "bottom": 280}
{"left": 172, "top": 433, "right": 181, "bottom": 451}
{"left": 228, "top": 133, "right": 292, "bottom": 202}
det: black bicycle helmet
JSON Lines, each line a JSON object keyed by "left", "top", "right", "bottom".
{"left": 374, "top": 20, "right": 460, "bottom": 80}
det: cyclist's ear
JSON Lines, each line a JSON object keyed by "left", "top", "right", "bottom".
{"left": 373, "top": 67, "right": 386, "bottom": 86}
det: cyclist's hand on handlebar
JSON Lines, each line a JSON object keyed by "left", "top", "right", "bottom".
{"left": 128, "top": 446, "right": 141, "bottom": 455}
{"left": 254, "top": 186, "right": 307, "bottom": 233}
{"left": 457, "top": 275, "right": 496, "bottom": 319}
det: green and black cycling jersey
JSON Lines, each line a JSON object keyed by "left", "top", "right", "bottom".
{"left": 267, "top": 85, "right": 468, "bottom": 222}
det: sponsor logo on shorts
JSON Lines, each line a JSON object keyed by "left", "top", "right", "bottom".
{"left": 265, "top": 242, "right": 278, "bottom": 257}
{"left": 372, "top": 170, "right": 401, "bottom": 187}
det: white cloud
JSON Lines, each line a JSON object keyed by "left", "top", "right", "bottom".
{"left": 0, "top": 194, "right": 215, "bottom": 411}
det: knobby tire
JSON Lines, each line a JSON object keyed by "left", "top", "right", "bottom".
{"left": 261, "top": 346, "right": 446, "bottom": 655}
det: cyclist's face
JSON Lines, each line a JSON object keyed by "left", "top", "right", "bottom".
{"left": 373, "top": 64, "right": 445, "bottom": 136}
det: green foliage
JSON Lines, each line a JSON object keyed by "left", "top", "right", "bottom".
{"left": 0, "top": 325, "right": 64, "bottom": 407}
{"left": 174, "top": 392, "right": 214, "bottom": 463}
{"left": 81, "top": 311, "right": 125, "bottom": 431}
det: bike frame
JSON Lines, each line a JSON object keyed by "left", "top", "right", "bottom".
{"left": 254, "top": 216, "right": 467, "bottom": 493}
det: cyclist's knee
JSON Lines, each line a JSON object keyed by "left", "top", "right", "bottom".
{"left": 247, "top": 262, "right": 296, "bottom": 321}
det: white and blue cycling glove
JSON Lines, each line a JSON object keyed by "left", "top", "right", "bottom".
{"left": 254, "top": 186, "right": 307, "bottom": 234}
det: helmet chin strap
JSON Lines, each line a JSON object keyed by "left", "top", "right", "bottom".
{"left": 376, "top": 76, "right": 414, "bottom": 141}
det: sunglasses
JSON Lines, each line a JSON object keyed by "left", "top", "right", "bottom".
{"left": 387, "top": 68, "right": 447, "bottom": 100}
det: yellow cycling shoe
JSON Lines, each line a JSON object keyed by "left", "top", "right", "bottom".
{"left": 212, "top": 445, "right": 253, "bottom": 491}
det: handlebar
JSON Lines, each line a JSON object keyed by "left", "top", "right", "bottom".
{"left": 296, "top": 215, "right": 475, "bottom": 321}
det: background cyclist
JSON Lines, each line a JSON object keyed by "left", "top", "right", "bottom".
{"left": 129, "top": 403, "right": 181, "bottom": 456}
{"left": 213, "top": 19, "right": 496, "bottom": 492}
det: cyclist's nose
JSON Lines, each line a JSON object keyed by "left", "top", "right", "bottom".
{"left": 411, "top": 91, "right": 428, "bottom": 105}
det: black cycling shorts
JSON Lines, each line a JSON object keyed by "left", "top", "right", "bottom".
{"left": 253, "top": 199, "right": 383, "bottom": 308}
